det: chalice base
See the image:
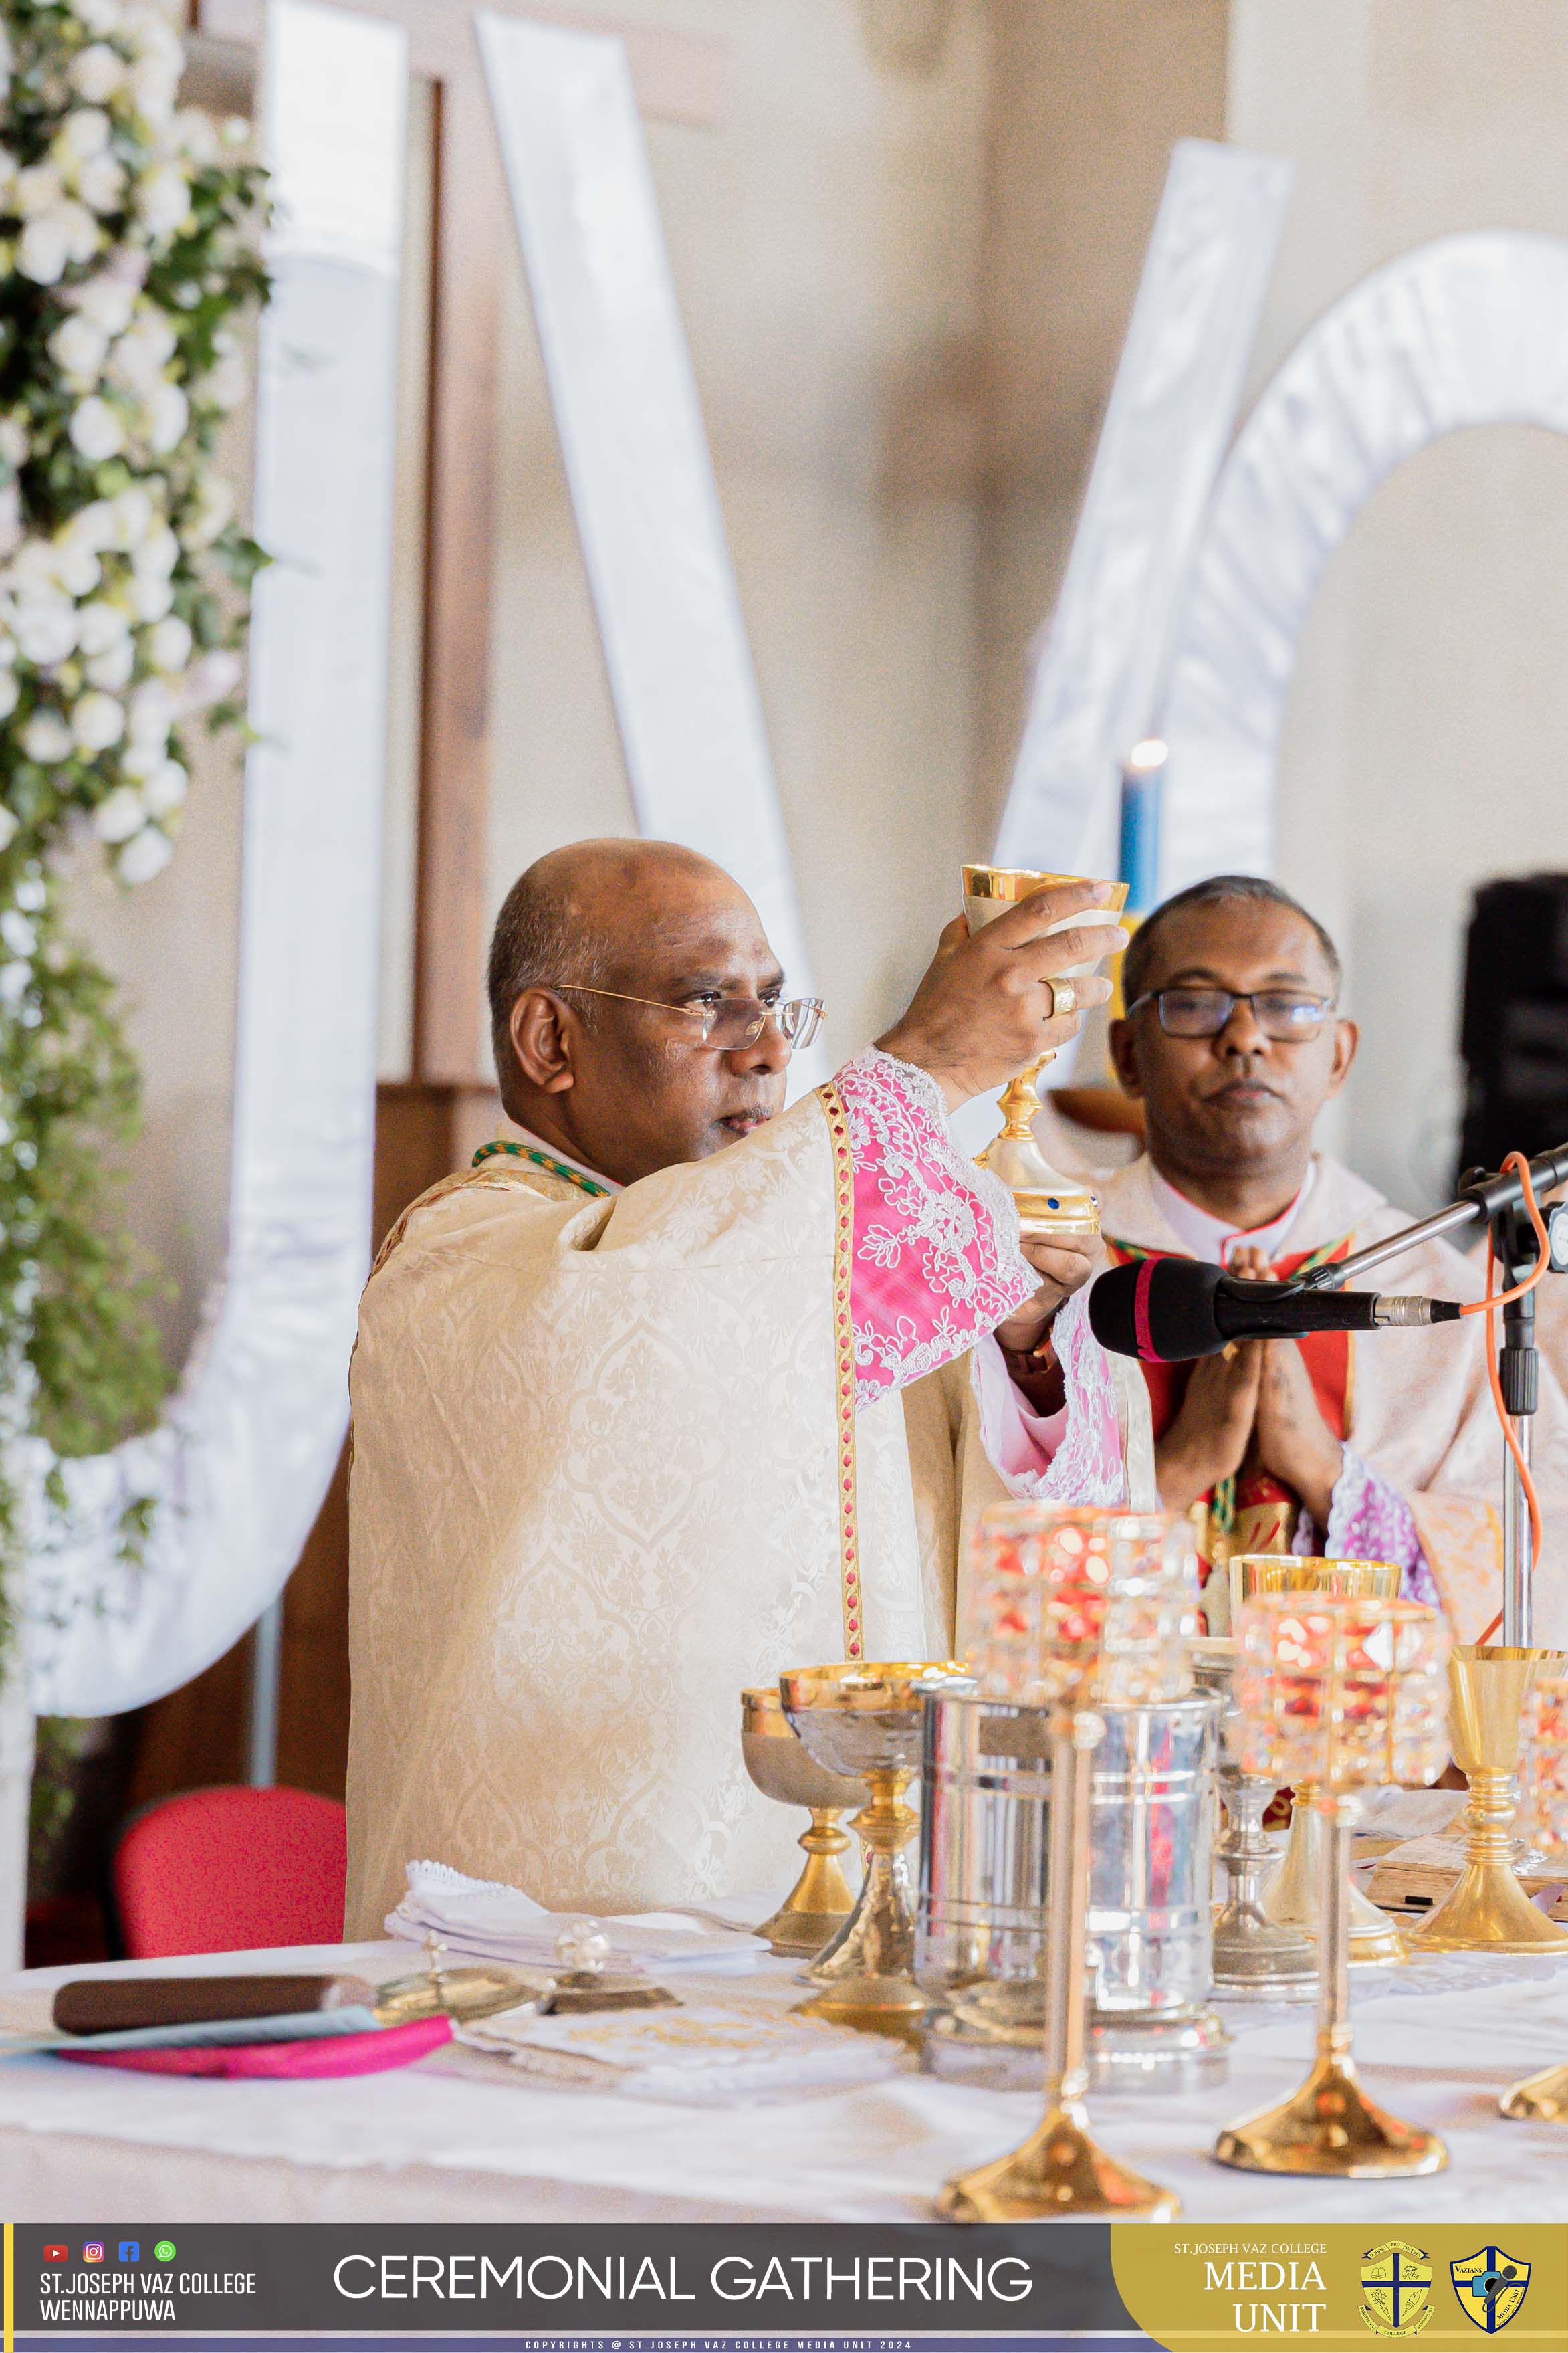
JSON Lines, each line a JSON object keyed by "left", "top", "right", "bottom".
{"left": 1263, "top": 1802, "right": 1407, "bottom": 1966}
{"left": 938, "top": 2102, "right": 1180, "bottom": 2221}
{"left": 1214, "top": 2053, "right": 1446, "bottom": 2178}
{"left": 1406, "top": 1858, "right": 1568, "bottom": 1955}
{"left": 804, "top": 1858, "right": 913, "bottom": 1984}
{"left": 1500, "top": 2060, "right": 1568, "bottom": 2122}
{"left": 794, "top": 1974, "right": 927, "bottom": 2044}
{"left": 755, "top": 1843, "right": 857, "bottom": 1958}
{"left": 974, "top": 1123, "right": 1101, "bottom": 1245}
{"left": 1212, "top": 1898, "right": 1319, "bottom": 2001}
{"left": 919, "top": 2004, "right": 1229, "bottom": 2092}
{"left": 1088, "top": 2009, "right": 1230, "bottom": 2088}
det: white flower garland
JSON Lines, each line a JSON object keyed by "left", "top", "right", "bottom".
{"left": 0, "top": 0, "right": 268, "bottom": 1651}
{"left": 0, "top": 0, "right": 265, "bottom": 898}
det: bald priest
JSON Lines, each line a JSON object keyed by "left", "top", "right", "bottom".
{"left": 345, "top": 841, "right": 1153, "bottom": 1929}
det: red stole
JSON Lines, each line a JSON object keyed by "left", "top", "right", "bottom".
{"left": 1103, "top": 1233, "right": 1355, "bottom": 1570}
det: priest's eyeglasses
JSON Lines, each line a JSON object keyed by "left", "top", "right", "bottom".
{"left": 551, "top": 985, "right": 825, "bottom": 1051}
{"left": 1125, "top": 987, "right": 1336, "bottom": 1041}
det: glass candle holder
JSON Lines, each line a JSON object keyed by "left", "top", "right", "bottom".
{"left": 939, "top": 1504, "right": 1192, "bottom": 2221}
{"left": 1500, "top": 1674, "right": 1568, "bottom": 2120}
{"left": 1216, "top": 1593, "right": 1451, "bottom": 2178}
{"left": 1232, "top": 1554, "right": 1408, "bottom": 1967}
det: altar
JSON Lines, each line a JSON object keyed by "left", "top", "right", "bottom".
{"left": 1, "top": 1935, "right": 1563, "bottom": 2226}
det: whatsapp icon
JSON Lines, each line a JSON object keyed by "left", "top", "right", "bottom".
{"left": 154, "top": 2242, "right": 175, "bottom": 2262}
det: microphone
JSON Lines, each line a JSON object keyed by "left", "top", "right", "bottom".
{"left": 1088, "top": 1256, "right": 1462, "bottom": 1363}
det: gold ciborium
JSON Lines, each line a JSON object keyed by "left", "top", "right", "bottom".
{"left": 1215, "top": 1592, "right": 1451, "bottom": 2177}
{"left": 1501, "top": 1675, "right": 1568, "bottom": 2120}
{"left": 962, "top": 865, "right": 1129, "bottom": 1243}
{"left": 779, "top": 1660, "right": 964, "bottom": 2039}
{"left": 1235, "top": 1556, "right": 1408, "bottom": 1967}
{"left": 741, "top": 1685, "right": 864, "bottom": 1957}
{"left": 939, "top": 1505, "right": 1192, "bottom": 2221}
{"left": 1407, "top": 1645, "right": 1568, "bottom": 1956}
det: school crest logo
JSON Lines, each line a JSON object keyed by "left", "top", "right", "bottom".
{"left": 1361, "top": 2243, "right": 1433, "bottom": 2336}
{"left": 1451, "top": 2248, "right": 1531, "bottom": 2332}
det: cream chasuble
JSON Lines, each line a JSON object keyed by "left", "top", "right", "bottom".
{"left": 346, "top": 1053, "right": 1151, "bottom": 1932}
{"left": 1093, "top": 1152, "right": 1568, "bottom": 1647}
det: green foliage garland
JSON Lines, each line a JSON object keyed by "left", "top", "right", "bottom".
{"left": 0, "top": 0, "right": 269, "bottom": 1671}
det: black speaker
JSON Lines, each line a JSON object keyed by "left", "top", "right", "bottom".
{"left": 1459, "top": 875, "right": 1568, "bottom": 1180}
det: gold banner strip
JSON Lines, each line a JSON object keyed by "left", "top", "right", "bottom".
{"left": 818, "top": 1081, "right": 863, "bottom": 1661}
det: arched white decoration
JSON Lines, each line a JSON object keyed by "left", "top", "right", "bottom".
{"left": 26, "top": 0, "right": 407, "bottom": 1716}
{"left": 1158, "top": 231, "right": 1568, "bottom": 894}
{"left": 997, "top": 138, "right": 1292, "bottom": 887}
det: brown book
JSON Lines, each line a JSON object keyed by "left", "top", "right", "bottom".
{"left": 52, "top": 1974, "right": 378, "bottom": 2037}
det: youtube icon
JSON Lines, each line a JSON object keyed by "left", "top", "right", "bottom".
{"left": 42, "top": 2247, "right": 67, "bottom": 2264}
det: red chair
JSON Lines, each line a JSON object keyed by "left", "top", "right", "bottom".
{"left": 113, "top": 1786, "right": 348, "bottom": 1958}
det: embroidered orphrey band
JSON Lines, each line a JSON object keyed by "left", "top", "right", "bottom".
{"left": 471, "top": 1138, "right": 611, "bottom": 1198}
{"left": 818, "top": 1080, "right": 863, "bottom": 1661}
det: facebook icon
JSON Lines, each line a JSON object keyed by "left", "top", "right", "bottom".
{"left": 118, "top": 2243, "right": 139, "bottom": 2263}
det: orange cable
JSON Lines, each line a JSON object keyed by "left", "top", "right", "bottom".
{"left": 1466, "top": 1152, "right": 1547, "bottom": 1642}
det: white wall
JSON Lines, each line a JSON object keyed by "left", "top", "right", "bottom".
{"left": 485, "top": 0, "right": 994, "bottom": 1072}
{"left": 1230, "top": 0, "right": 1568, "bottom": 1207}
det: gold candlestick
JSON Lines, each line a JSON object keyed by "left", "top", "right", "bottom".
{"left": 1501, "top": 1673, "right": 1568, "bottom": 2119}
{"left": 1233, "top": 1556, "right": 1408, "bottom": 1966}
{"left": 961, "top": 865, "right": 1129, "bottom": 1243}
{"left": 740, "top": 1686, "right": 864, "bottom": 1956}
{"left": 939, "top": 1506, "right": 1192, "bottom": 2221}
{"left": 1407, "top": 1645, "right": 1568, "bottom": 1956}
{"left": 1215, "top": 1591, "right": 1451, "bottom": 2177}
{"left": 780, "top": 1661, "right": 964, "bottom": 2039}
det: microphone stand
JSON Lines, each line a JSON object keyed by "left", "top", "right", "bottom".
{"left": 1294, "top": 1138, "right": 1568, "bottom": 1645}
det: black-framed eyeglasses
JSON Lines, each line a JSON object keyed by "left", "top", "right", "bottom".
{"left": 550, "top": 984, "right": 824, "bottom": 1052}
{"left": 1125, "top": 987, "right": 1337, "bottom": 1041}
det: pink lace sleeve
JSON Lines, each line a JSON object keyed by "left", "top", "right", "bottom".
{"left": 834, "top": 1049, "right": 1035, "bottom": 1409}
{"left": 1293, "top": 1447, "right": 1439, "bottom": 1607}
{"left": 970, "top": 1290, "right": 1128, "bottom": 1507}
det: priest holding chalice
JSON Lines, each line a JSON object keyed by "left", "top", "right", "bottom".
{"left": 345, "top": 840, "right": 1151, "bottom": 1933}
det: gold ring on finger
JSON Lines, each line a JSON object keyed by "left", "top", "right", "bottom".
{"left": 1046, "top": 977, "right": 1077, "bottom": 1019}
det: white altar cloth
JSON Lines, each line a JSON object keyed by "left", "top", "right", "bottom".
{"left": 1, "top": 1936, "right": 1564, "bottom": 2224}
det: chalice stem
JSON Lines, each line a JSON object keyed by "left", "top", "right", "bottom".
{"left": 1043, "top": 1708, "right": 1093, "bottom": 2109}
{"left": 1316, "top": 1795, "right": 1353, "bottom": 2067}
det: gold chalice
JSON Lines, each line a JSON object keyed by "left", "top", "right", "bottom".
{"left": 939, "top": 1506, "right": 1192, "bottom": 2222}
{"left": 1407, "top": 1645, "right": 1568, "bottom": 1956}
{"left": 779, "top": 1660, "right": 964, "bottom": 2039}
{"left": 741, "top": 1685, "right": 864, "bottom": 1957}
{"left": 1235, "top": 1556, "right": 1408, "bottom": 1966}
{"left": 962, "top": 865, "right": 1129, "bottom": 1243}
{"left": 1215, "top": 1592, "right": 1451, "bottom": 2177}
{"left": 1501, "top": 1675, "right": 1568, "bottom": 2119}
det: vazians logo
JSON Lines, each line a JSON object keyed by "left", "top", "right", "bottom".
{"left": 1452, "top": 2248, "right": 1531, "bottom": 2334}
{"left": 1361, "top": 2243, "right": 1432, "bottom": 2336}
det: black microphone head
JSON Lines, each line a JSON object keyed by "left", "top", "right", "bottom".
{"left": 1087, "top": 1257, "right": 1229, "bottom": 1362}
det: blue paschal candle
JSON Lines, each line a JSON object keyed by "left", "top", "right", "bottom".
{"left": 1119, "top": 738, "right": 1165, "bottom": 914}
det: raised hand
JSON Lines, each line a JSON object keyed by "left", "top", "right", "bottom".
{"left": 1154, "top": 1339, "right": 1265, "bottom": 1514}
{"left": 877, "top": 880, "right": 1128, "bottom": 1110}
{"left": 1226, "top": 1241, "right": 1344, "bottom": 1526}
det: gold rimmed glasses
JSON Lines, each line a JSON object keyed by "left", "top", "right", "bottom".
{"left": 550, "top": 985, "right": 824, "bottom": 1051}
